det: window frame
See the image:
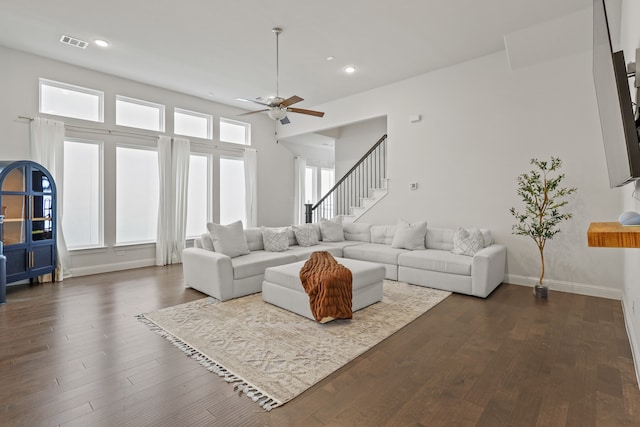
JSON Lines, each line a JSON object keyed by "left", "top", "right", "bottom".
{"left": 39, "top": 78, "right": 104, "bottom": 123}
{"left": 174, "top": 108, "right": 213, "bottom": 140}
{"left": 115, "top": 95, "right": 165, "bottom": 132}
{"left": 219, "top": 117, "right": 251, "bottom": 145}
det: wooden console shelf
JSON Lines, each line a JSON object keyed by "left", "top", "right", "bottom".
{"left": 588, "top": 222, "right": 640, "bottom": 248}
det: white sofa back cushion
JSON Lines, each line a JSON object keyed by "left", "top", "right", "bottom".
{"left": 244, "top": 227, "right": 264, "bottom": 251}
{"left": 207, "top": 220, "right": 250, "bottom": 258}
{"left": 200, "top": 232, "right": 215, "bottom": 251}
{"left": 371, "top": 225, "right": 397, "bottom": 245}
{"left": 343, "top": 222, "right": 372, "bottom": 242}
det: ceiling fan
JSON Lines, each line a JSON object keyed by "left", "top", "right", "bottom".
{"left": 237, "top": 27, "right": 325, "bottom": 125}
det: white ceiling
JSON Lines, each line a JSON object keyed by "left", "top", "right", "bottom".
{"left": 0, "top": 0, "right": 591, "bottom": 111}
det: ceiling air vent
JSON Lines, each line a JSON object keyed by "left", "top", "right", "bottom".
{"left": 59, "top": 35, "right": 88, "bottom": 49}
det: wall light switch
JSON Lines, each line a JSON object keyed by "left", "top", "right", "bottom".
{"left": 410, "top": 183, "right": 418, "bottom": 190}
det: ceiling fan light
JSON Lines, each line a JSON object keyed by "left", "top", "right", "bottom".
{"left": 268, "top": 108, "right": 287, "bottom": 120}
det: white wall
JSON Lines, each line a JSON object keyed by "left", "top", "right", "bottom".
{"left": 334, "top": 117, "right": 387, "bottom": 180}
{"left": 0, "top": 46, "right": 293, "bottom": 276}
{"left": 619, "top": 0, "right": 640, "bottom": 386}
{"left": 279, "top": 29, "right": 625, "bottom": 299}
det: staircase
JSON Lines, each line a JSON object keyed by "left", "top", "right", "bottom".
{"left": 308, "top": 134, "right": 387, "bottom": 223}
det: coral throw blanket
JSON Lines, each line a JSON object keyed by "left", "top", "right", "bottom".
{"left": 299, "top": 252, "right": 353, "bottom": 323}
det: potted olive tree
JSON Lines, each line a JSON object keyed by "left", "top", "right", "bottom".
{"left": 510, "top": 158, "right": 577, "bottom": 298}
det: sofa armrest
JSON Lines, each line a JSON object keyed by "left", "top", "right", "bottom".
{"left": 182, "top": 247, "right": 234, "bottom": 301}
{"left": 471, "top": 244, "right": 507, "bottom": 298}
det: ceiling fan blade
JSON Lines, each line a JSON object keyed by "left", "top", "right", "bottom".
{"left": 237, "top": 109, "right": 269, "bottom": 116}
{"left": 287, "top": 107, "right": 325, "bottom": 118}
{"left": 280, "top": 95, "right": 303, "bottom": 108}
{"left": 237, "top": 98, "right": 270, "bottom": 107}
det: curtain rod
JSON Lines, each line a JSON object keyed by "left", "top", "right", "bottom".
{"left": 17, "top": 116, "right": 252, "bottom": 152}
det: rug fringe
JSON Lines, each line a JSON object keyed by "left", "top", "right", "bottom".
{"left": 135, "top": 314, "right": 282, "bottom": 411}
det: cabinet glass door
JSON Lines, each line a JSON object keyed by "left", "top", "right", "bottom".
{"left": 1, "top": 195, "right": 26, "bottom": 244}
{"left": 32, "top": 169, "right": 52, "bottom": 193}
{"left": 31, "top": 195, "right": 53, "bottom": 241}
{"left": 2, "top": 166, "right": 25, "bottom": 192}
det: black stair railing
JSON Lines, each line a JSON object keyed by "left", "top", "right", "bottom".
{"left": 307, "top": 134, "right": 387, "bottom": 223}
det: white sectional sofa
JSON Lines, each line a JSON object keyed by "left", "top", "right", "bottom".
{"left": 182, "top": 220, "right": 507, "bottom": 301}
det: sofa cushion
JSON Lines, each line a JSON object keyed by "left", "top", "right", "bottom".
{"left": 320, "top": 217, "right": 344, "bottom": 242}
{"left": 452, "top": 227, "right": 483, "bottom": 256}
{"left": 262, "top": 227, "right": 290, "bottom": 252}
{"left": 371, "top": 225, "right": 396, "bottom": 245}
{"left": 292, "top": 224, "right": 319, "bottom": 247}
{"left": 343, "top": 222, "right": 372, "bottom": 242}
{"left": 231, "top": 251, "right": 297, "bottom": 279}
{"left": 264, "top": 257, "right": 385, "bottom": 292}
{"left": 244, "top": 227, "right": 264, "bottom": 251}
{"left": 391, "top": 219, "right": 427, "bottom": 250}
{"left": 343, "top": 243, "right": 408, "bottom": 265}
{"left": 285, "top": 227, "right": 297, "bottom": 246}
{"left": 207, "top": 220, "right": 250, "bottom": 258}
{"left": 398, "top": 250, "right": 472, "bottom": 276}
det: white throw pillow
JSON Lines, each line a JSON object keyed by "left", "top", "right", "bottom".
{"left": 207, "top": 220, "right": 250, "bottom": 258}
{"left": 261, "top": 227, "right": 290, "bottom": 252}
{"left": 391, "top": 219, "right": 428, "bottom": 250}
{"left": 452, "top": 227, "right": 484, "bottom": 256}
{"left": 292, "top": 224, "right": 319, "bottom": 247}
{"left": 319, "top": 217, "right": 344, "bottom": 242}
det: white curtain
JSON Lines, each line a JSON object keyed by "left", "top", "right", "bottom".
{"left": 293, "top": 156, "right": 307, "bottom": 225}
{"left": 156, "top": 136, "right": 190, "bottom": 266}
{"left": 172, "top": 138, "right": 190, "bottom": 263}
{"left": 156, "top": 136, "right": 172, "bottom": 265}
{"left": 29, "top": 117, "right": 72, "bottom": 281}
{"left": 244, "top": 148, "right": 258, "bottom": 227}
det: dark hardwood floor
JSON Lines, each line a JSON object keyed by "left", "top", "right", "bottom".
{"left": 1, "top": 266, "right": 639, "bottom": 426}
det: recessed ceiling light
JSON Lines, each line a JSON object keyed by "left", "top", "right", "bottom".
{"left": 344, "top": 65, "right": 356, "bottom": 74}
{"left": 326, "top": 56, "right": 335, "bottom": 61}
{"left": 94, "top": 39, "right": 110, "bottom": 47}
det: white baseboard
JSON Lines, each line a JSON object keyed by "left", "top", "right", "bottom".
{"left": 506, "top": 274, "right": 621, "bottom": 300}
{"left": 69, "top": 258, "right": 156, "bottom": 277}
{"left": 621, "top": 295, "right": 640, "bottom": 390}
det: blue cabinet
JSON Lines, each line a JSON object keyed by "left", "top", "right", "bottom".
{"left": 0, "top": 161, "right": 56, "bottom": 284}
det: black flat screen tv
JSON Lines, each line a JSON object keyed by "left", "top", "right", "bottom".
{"left": 592, "top": 0, "right": 640, "bottom": 188}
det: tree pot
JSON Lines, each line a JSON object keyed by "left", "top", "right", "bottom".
{"left": 534, "top": 284, "right": 548, "bottom": 299}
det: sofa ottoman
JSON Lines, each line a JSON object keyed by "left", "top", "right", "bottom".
{"left": 262, "top": 257, "right": 386, "bottom": 320}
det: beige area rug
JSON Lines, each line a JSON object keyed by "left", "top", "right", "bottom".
{"left": 137, "top": 280, "right": 450, "bottom": 411}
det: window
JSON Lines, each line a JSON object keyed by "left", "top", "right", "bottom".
{"left": 186, "top": 154, "right": 210, "bottom": 238}
{"left": 62, "top": 139, "right": 103, "bottom": 249}
{"left": 219, "top": 118, "right": 250, "bottom": 145}
{"left": 39, "top": 78, "right": 104, "bottom": 122}
{"left": 321, "top": 168, "right": 335, "bottom": 195}
{"left": 174, "top": 108, "right": 212, "bottom": 140}
{"left": 305, "top": 166, "right": 334, "bottom": 205}
{"left": 116, "top": 146, "right": 159, "bottom": 244}
{"left": 305, "top": 166, "right": 316, "bottom": 204}
{"left": 219, "top": 157, "right": 246, "bottom": 225}
{"left": 116, "top": 95, "right": 165, "bottom": 132}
